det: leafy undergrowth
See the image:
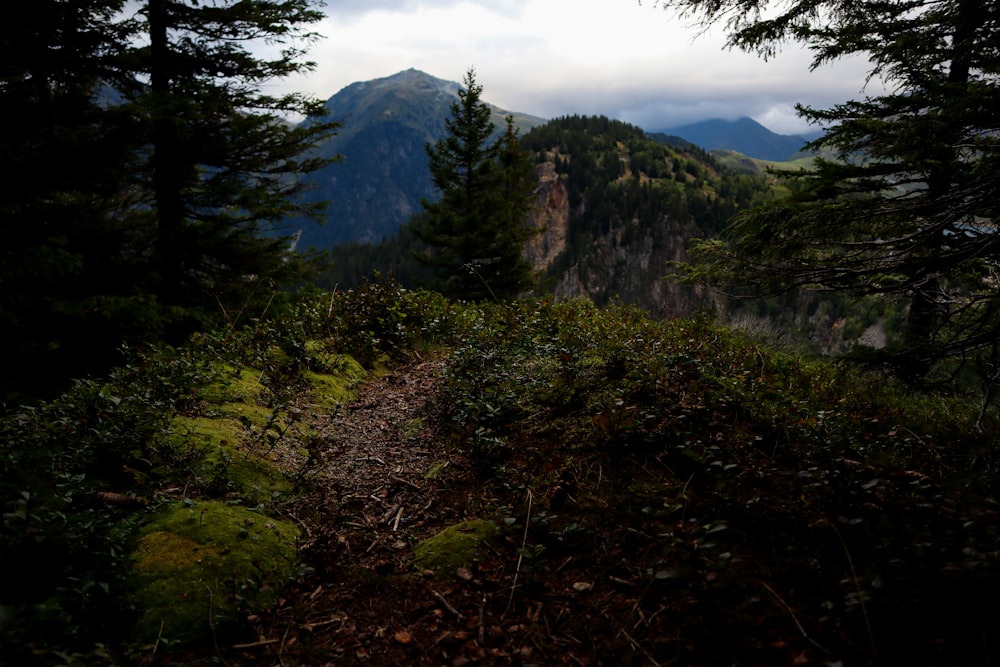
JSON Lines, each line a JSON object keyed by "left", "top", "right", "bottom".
{"left": 0, "top": 282, "right": 442, "bottom": 664}
{"left": 251, "top": 295, "right": 999, "bottom": 667}
{"left": 3, "top": 284, "right": 1000, "bottom": 665}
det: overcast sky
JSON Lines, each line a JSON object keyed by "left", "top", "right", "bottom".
{"left": 275, "top": 0, "right": 878, "bottom": 135}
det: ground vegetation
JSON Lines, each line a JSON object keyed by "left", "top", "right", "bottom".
{"left": 2, "top": 282, "right": 997, "bottom": 665}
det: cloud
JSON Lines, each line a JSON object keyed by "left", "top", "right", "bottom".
{"left": 321, "top": 0, "right": 528, "bottom": 21}
{"left": 281, "top": 0, "right": 876, "bottom": 134}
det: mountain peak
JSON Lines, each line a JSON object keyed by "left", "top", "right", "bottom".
{"left": 657, "top": 116, "right": 807, "bottom": 161}
{"left": 334, "top": 69, "right": 459, "bottom": 104}
{"left": 367, "top": 68, "right": 459, "bottom": 94}
{"left": 295, "top": 70, "right": 545, "bottom": 250}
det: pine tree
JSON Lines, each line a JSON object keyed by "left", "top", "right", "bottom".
{"left": 0, "top": 0, "right": 340, "bottom": 399}
{"left": 0, "top": 0, "right": 144, "bottom": 397}
{"left": 125, "top": 0, "right": 340, "bottom": 324}
{"left": 414, "top": 69, "right": 537, "bottom": 301}
{"left": 666, "top": 0, "right": 1000, "bottom": 381}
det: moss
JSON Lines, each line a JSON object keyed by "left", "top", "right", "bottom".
{"left": 169, "top": 415, "right": 293, "bottom": 502}
{"left": 304, "top": 357, "right": 365, "bottom": 411}
{"left": 173, "top": 415, "right": 243, "bottom": 449}
{"left": 423, "top": 460, "right": 451, "bottom": 481}
{"left": 400, "top": 417, "right": 426, "bottom": 440}
{"left": 412, "top": 519, "right": 501, "bottom": 576}
{"left": 199, "top": 366, "right": 266, "bottom": 406}
{"left": 216, "top": 402, "right": 274, "bottom": 428}
{"left": 129, "top": 500, "right": 299, "bottom": 646}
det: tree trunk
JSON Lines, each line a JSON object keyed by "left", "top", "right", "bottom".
{"left": 148, "top": 0, "right": 185, "bottom": 305}
{"left": 900, "top": 0, "right": 981, "bottom": 377}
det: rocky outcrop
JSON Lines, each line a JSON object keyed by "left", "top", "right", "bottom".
{"left": 524, "top": 162, "right": 570, "bottom": 272}
{"left": 524, "top": 160, "right": 705, "bottom": 317}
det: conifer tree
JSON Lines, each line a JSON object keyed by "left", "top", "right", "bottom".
{"left": 414, "top": 69, "right": 537, "bottom": 301}
{"left": 665, "top": 0, "right": 1000, "bottom": 381}
{"left": 127, "top": 0, "right": 339, "bottom": 324}
{"left": 1, "top": 0, "right": 339, "bottom": 398}
{"left": 0, "top": 0, "right": 143, "bottom": 396}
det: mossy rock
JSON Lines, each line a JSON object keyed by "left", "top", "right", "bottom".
{"left": 169, "top": 415, "right": 292, "bottom": 503}
{"left": 198, "top": 366, "right": 266, "bottom": 405}
{"left": 304, "top": 359, "right": 366, "bottom": 412}
{"left": 129, "top": 500, "right": 299, "bottom": 646}
{"left": 172, "top": 415, "right": 243, "bottom": 450}
{"left": 413, "top": 519, "right": 501, "bottom": 576}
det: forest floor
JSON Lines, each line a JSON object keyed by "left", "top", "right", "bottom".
{"left": 245, "top": 356, "right": 602, "bottom": 666}
{"left": 155, "top": 328, "right": 1000, "bottom": 667}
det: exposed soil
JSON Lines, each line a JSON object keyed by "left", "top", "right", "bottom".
{"left": 225, "top": 355, "right": 821, "bottom": 666}
{"left": 244, "top": 356, "right": 572, "bottom": 666}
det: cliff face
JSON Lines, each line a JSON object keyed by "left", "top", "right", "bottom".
{"left": 524, "top": 158, "right": 708, "bottom": 318}
{"left": 524, "top": 162, "right": 569, "bottom": 272}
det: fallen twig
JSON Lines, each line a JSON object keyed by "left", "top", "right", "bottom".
{"left": 505, "top": 488, "right": 534, "bottom": 616}
{"left": 233, "top": 638, "right": 280, "bottom": 650}
{"left": 391, "top": 474, "right": 422, "bottom": 490}
{"left": 431, "top": 589, "right": 462, "bottom": 619}
{"left": 760, "top": 580, "right": 829, "bottom": 654}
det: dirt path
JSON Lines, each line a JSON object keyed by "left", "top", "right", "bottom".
{"left": 298, "top": 355, "right": 477, "bottom": 562}
{"left": 249, "top": 356, "right": 513, "bottom": 665}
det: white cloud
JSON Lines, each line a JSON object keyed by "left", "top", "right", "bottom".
{"left": 279, "top": 0, "right": 875, "bottom": 134}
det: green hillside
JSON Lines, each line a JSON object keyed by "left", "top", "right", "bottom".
{"left": 710, "top": 148, "right": 819, "bottom": 175}
{"left": 3, "top": 284, "right": 998, "bottom": 664}
{"left": 317, "top": 114, "right": 773, "bottom": 315}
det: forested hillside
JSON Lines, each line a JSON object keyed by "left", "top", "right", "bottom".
{"left": 520, "top": 115, "right": 769, "bottom": 314}
{"left": 318, "top": 115, "right": 770, "bottom": 314}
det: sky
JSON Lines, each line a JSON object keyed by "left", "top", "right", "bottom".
{"left": 275, "top": 0, "right": 880, "bottom": 135}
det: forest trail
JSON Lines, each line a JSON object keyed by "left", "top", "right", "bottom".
{"left": 246, "top": 357, "right": 534, "bottom": 665}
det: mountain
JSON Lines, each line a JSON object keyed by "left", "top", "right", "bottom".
{"left": 319, "top": 115, "right": 772, "bottom": 314}
{"left": 289, "top": 69, "right": 546, "bottom": 250}
{"left": 657, "top": 116, "right": 813, "bottom": 161}
{"left": 317, "top": 115, "right": 874, "bottom": 354}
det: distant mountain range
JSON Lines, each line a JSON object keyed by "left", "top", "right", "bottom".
{"left": 288, "top": 69, "right": 819, "bottom": 251}
{"left": 290, "top": 69, "right": 545, "bottom": 251}
{"left": 658, "top": 117, "right": 820, "bottom": 162}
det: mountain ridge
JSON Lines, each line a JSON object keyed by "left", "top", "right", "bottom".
{"left": 290, "top": 69, "right": 545, "bottom": 250}
{"left": 289, "top": 69, "right": 819, "bottom": 251}
{"left": 657, "top": 116, "right": 817, "bottom": 161}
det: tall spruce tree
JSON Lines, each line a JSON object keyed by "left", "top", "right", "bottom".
{"left": 0, "top": 0, "right": 145, "bottom": 397}
{"left": 665, "top": 0, "right": 1000, "bottom": 382}
{"left": 1, "top": 0, "right": 339, "bottom": 400}
{"left": 126, "top": 0, "right": 339, "bottom": 326}
{"left": 414, "top": 69, "right": 537, "bottom": 301}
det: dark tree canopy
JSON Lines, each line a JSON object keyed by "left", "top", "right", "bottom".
{"left": 0, "top": 0, "right": 339, "bottom": 400}
{"left": 130, "top": 0, "right": 339, "bottom": 315}
{"left": 666, "top": 0, "right": 1000, "bottom": 381}
{"left": 414, "top": 69, "right": 538, "bottom": 301}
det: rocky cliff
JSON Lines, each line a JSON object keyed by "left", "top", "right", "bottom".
{"left": 523, "top": 157, "right": 725, "bottom": 318}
